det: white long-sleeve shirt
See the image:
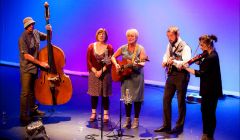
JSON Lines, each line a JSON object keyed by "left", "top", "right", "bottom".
{"left": 162, "top": 37, "right": 191, "bottom": 69}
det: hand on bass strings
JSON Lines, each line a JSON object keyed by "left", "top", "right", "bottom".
{"left": 39, "top": 61, "right": 50, "bottom": 69}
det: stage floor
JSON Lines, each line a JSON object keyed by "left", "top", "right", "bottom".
{"left": 0, "top": 65, "right": 239, "bottom": 140}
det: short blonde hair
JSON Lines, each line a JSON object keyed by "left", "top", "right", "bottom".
{"left": 126, "top": 28, "right": 139, "bottom": 38}
{"left": 167, "top": 26, "right": 179, "bottom": 35}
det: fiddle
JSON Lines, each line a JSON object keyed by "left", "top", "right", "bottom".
{"left": 187, "top": 50, "right": 208, "bottom": 65}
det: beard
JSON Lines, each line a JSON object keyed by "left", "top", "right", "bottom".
{"left": 170, "top": 38, "right": 178, "bottom": 46}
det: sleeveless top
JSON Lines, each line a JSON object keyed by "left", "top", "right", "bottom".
{"left": 120, "top": 44, "right": 144, "bottom": 102}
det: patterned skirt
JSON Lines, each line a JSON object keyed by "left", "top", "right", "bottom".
{"left": 87, "top": 71, "right": 112, "bottom": 97}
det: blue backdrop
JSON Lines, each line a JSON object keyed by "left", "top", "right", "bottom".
{"left": 0, "top": 0, "right": 239, "bottom": 94}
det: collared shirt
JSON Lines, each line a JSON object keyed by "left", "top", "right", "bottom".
{"left": 18, "top": 29, "right": 47, "bottom": 74}
{"left": 163, "top": 37, "right": 191, "bottom": 69}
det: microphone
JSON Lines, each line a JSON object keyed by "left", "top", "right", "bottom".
{"left": 101, "top": 49, "right": 111, "bottom": 65}
{"left": 124, "top": 89, "right": 132, "bottom": 104}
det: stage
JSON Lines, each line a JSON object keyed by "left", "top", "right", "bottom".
{"left": 0, "top": 65, "right": 239, "bottom": 140}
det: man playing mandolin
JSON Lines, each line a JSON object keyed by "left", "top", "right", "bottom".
{"left": 18, "top": 17, "right": 51, "bottom": 125}
{"left": 154, "top": 26, "right": 191, "bottom": 134}
{"left": 111, "top": 29, "right": 147, "bottom": 129}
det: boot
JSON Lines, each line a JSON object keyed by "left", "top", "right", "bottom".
{"left": 122, "top": 117, "right": 131, "bottom": 128}
{"left": 201, "top": 134, "right": 208, "bottom": 140}
{"left": 131, "top": 118, "right": 139, "bottom": 129}
{"left": 30, "top": 109, "right": 45, "bottom": 117}
{"left": 206, "top": 136, "right": 214, "bottom": 140}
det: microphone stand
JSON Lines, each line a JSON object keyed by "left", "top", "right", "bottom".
{"left": 107, "top": 89, "right": 134, "bottom": 139}
{"left": 87, "top": 61, "right": 104, "bottom": 140}
{"left": 100, "top": 60, "right": 104, "bottom": 140}
{"left": 87, "top": 54, "right": 110, "bottom": 140}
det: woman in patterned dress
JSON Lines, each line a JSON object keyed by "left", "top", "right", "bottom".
{"left": 111, "top": 29, "right": 147, "bottom": 129}
{"left": 87, "top": 28, "right": 114, "bottom": 123}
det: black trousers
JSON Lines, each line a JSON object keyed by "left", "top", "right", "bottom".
{"left": 125, "top": 102, "right": 142, "bottom": 118}
{"left": 163, "top": 72, "right": 189, "bottom": 128}
{"left": 20, "top": 72, "right": 37, "bottom": 117}
{"left": 91, "top": 96, "right": 109, "bottom": 110}
{"left": 201, "top": 95, "right": 218, "bottom": 138}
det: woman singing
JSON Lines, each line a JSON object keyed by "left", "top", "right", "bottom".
{"left": 111, "top": 29, "right": 147, "bottom": 129}
{"left": 87, "top": 28, "right": 114, "bottom": 123}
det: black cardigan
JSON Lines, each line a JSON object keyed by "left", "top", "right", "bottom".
{"left": 195, "top": 50, "right": 223, "bottom": 98}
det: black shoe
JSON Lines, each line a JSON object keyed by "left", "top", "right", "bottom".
{"left": 30, "top": 109, "right": 45, "bottom": 117}
{"left": 154, "top": 126, "right": 171, "bottom": 132}
{"left": 170, "top": 126, "right": 183, "bottom": 134}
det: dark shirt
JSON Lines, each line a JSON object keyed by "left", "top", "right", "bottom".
{"left": 18, "top": 29, "right": 46, "bottom": 74}
{"left": 195, "top": 50, "right": 223, "bottom": 98}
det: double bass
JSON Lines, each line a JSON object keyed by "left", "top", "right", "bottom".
{"left": 34, "top": 2, "right": 72, "bottom": 105}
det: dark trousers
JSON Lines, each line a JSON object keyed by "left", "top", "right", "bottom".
{"left": 201, "top": 95, "right": 218, "bottom": 138}
{"left": 91, "top": 96, "right": 109, "bottom": 110}
{"left": 125, "top": 102, "right": 142, "bottom": 118}
{"left": 163, "top": 72, "right": 189, "bottom": 128}
{"left": 20, "top": 72, "right": 37, "bottom": 117}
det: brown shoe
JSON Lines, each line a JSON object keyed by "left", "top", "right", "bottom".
{"left": 131, "top": 118, "right": 139, "bottom": 129}
{"left": 122, "top": 117, "right": 131, "bottom": 128}
{"left": 89, "top": 113, "right": 97, "bottom": 122}
{"left": 30, "top": 109, "right": 45, "bottom": 117}
{"left": 201, "top": 134, "right": 208, "bottom": 140}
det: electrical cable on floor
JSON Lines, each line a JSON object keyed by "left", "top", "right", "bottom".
{"left": 104, "top": 112, "right": 126, "bottom": 137}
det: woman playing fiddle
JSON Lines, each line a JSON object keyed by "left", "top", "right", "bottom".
{"left": 184, "top": 34, "right": 223, "bottom": 140}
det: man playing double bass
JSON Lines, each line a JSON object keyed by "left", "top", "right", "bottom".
{"left": 18, "top": 17, "right": 51, "bottom": 125}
